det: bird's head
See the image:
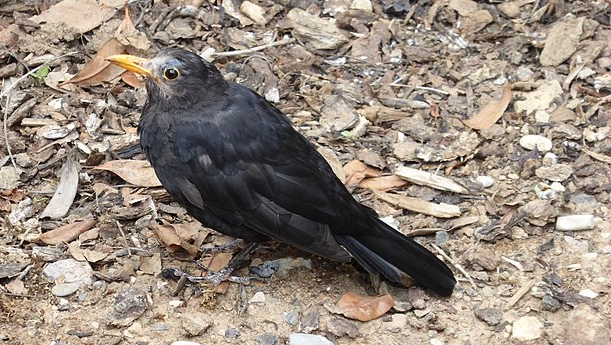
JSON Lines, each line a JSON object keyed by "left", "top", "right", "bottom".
{"left": 107, "top": 48, "right": 226, "bottom": 108}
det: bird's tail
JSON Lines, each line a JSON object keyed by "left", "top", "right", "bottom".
{"left": 336, "top": 218, "right": 456, "bottom": 296}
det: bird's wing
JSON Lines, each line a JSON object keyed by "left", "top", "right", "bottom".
{"left": 162, "top": 84, "right": 363, "bottom": 261}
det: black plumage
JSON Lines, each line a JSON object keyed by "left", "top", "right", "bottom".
{"left": 108, "top": 48, "right": 456, "bottom": 296}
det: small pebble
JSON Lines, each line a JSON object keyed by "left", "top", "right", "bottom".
{"left": 171, "top": 342, "right": 202, "bottom": 345}
{"left": 255, "top": 332, "right": 278, "bottom": 345}
{"left": 430, "top": 339, "right": 444, "bottom": 345}
{"left": 541, "top": 294, "right": 562, "bottom": 311}
{"left": 476, "top": 175, "right": 494, "bottom": 188}
{"left": 474, "top": 307, "right": 503, "bottom": 326}
{"left": 225, "top": 327, "right": 240, "bottom": 339}
{"left": 249, "top": 291, "right": 266, "bottom": 304}
{"left": 519, "top": 135, "right": 553, "bottom": 152}
{"left": 283, "top": 311, "right": 299, "bottom": 326}
{"left": 579, "top": 289, "right": 598, "bottom": 298}
{"left": 289, "top": 333, "right": 333, "bottom": 345}
{"left": 435, "top": 231, "right": 449, "bottom": 245}
{"left": 51, "top": 283, "right": 80, "bottom": 297}
{"left": 556, "top": 215, "right": 595, "bottom": 231}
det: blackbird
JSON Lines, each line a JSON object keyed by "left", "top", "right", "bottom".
{"left": 107, "top": 48, "right": 456, "bottom": 296}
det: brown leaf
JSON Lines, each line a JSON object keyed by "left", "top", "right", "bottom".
{"left": 153, "top": 224, "right": 199, "bottom": 259}
{"left": 82, "top": 246, "right": 111, "bottom": 263}
{"left": 58, "top": 38, "right": 126, "bottom": 87}
{"left": 200, "top": 252, "right": 233, "bottom": 293}
{"left": 331, "top": 292, "right": 394, "bottom": 321}
{"left": 463, "top": 84, "right": 512, "bottom": 130}
{"left": 343, "top": 160, "right": 380, "bottom": 186}
{"left": 94, "top": 160, "right": 162, "bottom": 187}
{"left": 38, "top": 216, "right": 96, "bottom": 245}
{"left": 120, "top": 71, "right": 145, "bottom": 88}
{"left": 1, "top": 188, "right": 27, "bottom": 203}
{"left": 115, "top": 4, "right": 151, "bottom": 51}
{"left": 359, "top": 175, "right": 408, "bottom": 191}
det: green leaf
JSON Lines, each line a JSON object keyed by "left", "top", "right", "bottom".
{"left": 31, "top": 63, "right": 51, "bottom": 84}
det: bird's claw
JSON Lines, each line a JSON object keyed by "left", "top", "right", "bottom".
{"left": 162, "top": 267, "right": 259, "bottom": 286}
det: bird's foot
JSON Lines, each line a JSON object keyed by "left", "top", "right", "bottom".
{"left": 199, "top": 238, "right": 245, "bottom": 255}
{"left": 162, "top": 242, "right": 261, "bottom": 286}
{"left": 161, "top": 267, "right": 258, "bottom": 285}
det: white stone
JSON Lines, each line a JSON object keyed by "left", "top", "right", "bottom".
{"left": 511, "top": 316, "right": 543, "bottom": 341}
{"left": 350, "top": 0, "right": 373, "bottom": 12}
{"left": 476, "top": 176, "right": 494, "bottom": 188}
{"left": 556, "top": 215, "right": 596, "bottom": 231}
{"left": 579, "top": 289, "right": 598, "bottom": 298}
{"left": 249, "top": 291, "right": 266, "bottom": 304}
{"left": 289, "top": 333, "right": 334, "bottom": 345}
{"left": 535, "top": 110, "right": 550, "bottom": 123}
{"left": 519, "top": 135, "right": 553, "bottom": 152}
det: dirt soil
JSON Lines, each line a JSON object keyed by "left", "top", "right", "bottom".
{"left": 0, "top": 0, "right": 610, "bottom": 344}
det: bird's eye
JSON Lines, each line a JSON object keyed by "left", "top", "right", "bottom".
{"left": 163, "top": 68, "right": 179, "bottom": 80}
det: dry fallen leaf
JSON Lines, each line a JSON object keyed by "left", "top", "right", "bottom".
{"left": 41, "top": 157, "right": 79, "bottom": 219}
{"left": 38, "top": 216, "right": 96, "bottom": 245}
{"left": 153, "top": 223, "right": 200, "bottom": 258}
{"left": 343, "top": 160, "right": 380, "bottom": 186}
{"left": 329, "top": 292, "right": 394, "bottom": 321}
{"left": 58, "top": 38, "right": 126, "bottom": 87}
{"left": 94, "top": 160, "right": 162, "bottom": 187}
{"left": 463, "top": 84, "right": 512, "bottom": 130}
{"left": 359, "top": 175, "right": 408, "bottom": 191}
{"left": 200, "top": 252, "right": 233, "bottom": 293}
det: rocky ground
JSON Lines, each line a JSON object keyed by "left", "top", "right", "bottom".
{"left": 0, "top": 0, "right": 610, "bottom": 344}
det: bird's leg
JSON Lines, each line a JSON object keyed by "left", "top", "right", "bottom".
{"left": 162, "top": 242, "right": 261, "bottom": 286}
{"left": 199, "top": 238, "right": 245, "bottom": 255}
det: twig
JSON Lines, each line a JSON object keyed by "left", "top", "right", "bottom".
{"left": 3, "top": 94, "right": 16, "bottom": 169}
{"left": 212, "top": 37, "right": 296, "bottom": 57}
{"left": 431, "top": 243, "right": 476, "bottom": 289}
{"left": 504, "top": 279, "right": 535, "bottom": 311}
{"left": 115, "top": 220, "right": 132, "bottom": 256}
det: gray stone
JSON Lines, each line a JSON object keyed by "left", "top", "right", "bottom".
{"left": 43, "top": 259, "right": 93, "bottom": 287}
{"left": 327, "top": 317, "right": 359, "bottom": 338}
{"left": 283, "top": 311, "right": 299, "bottom": 326}
{"left": 541, "top": 294, "right": 562, "bottom": 312}
{"left": 51, "top": 282, "right": 80, "bottom": 297}
{"left": 474, "top": 307, "right": 503, "bottom": 326}
{"left": 255, "top": 332, "right": 278, "bottom": 345}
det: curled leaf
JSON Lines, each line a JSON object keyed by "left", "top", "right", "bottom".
{"left": 463, "top": 84, "right": 512, "bottom": 130}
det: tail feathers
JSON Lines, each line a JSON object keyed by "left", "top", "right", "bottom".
{"left": 336, "top": 236, "right": 402, "bottom": 282}
{"left": 338, "top": 219, "right": 457, "bottom": 296}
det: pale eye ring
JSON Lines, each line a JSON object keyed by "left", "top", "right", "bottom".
{"left": 164, "top": 68, "right": 179, "bottom": 80}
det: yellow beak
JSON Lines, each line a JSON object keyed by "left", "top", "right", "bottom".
{"left": 106, "top": 54, "right": 153, "bottom": 78}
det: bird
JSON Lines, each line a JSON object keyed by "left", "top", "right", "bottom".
{"left": 107, "top": 48, "right": 456, "bottom": 296}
